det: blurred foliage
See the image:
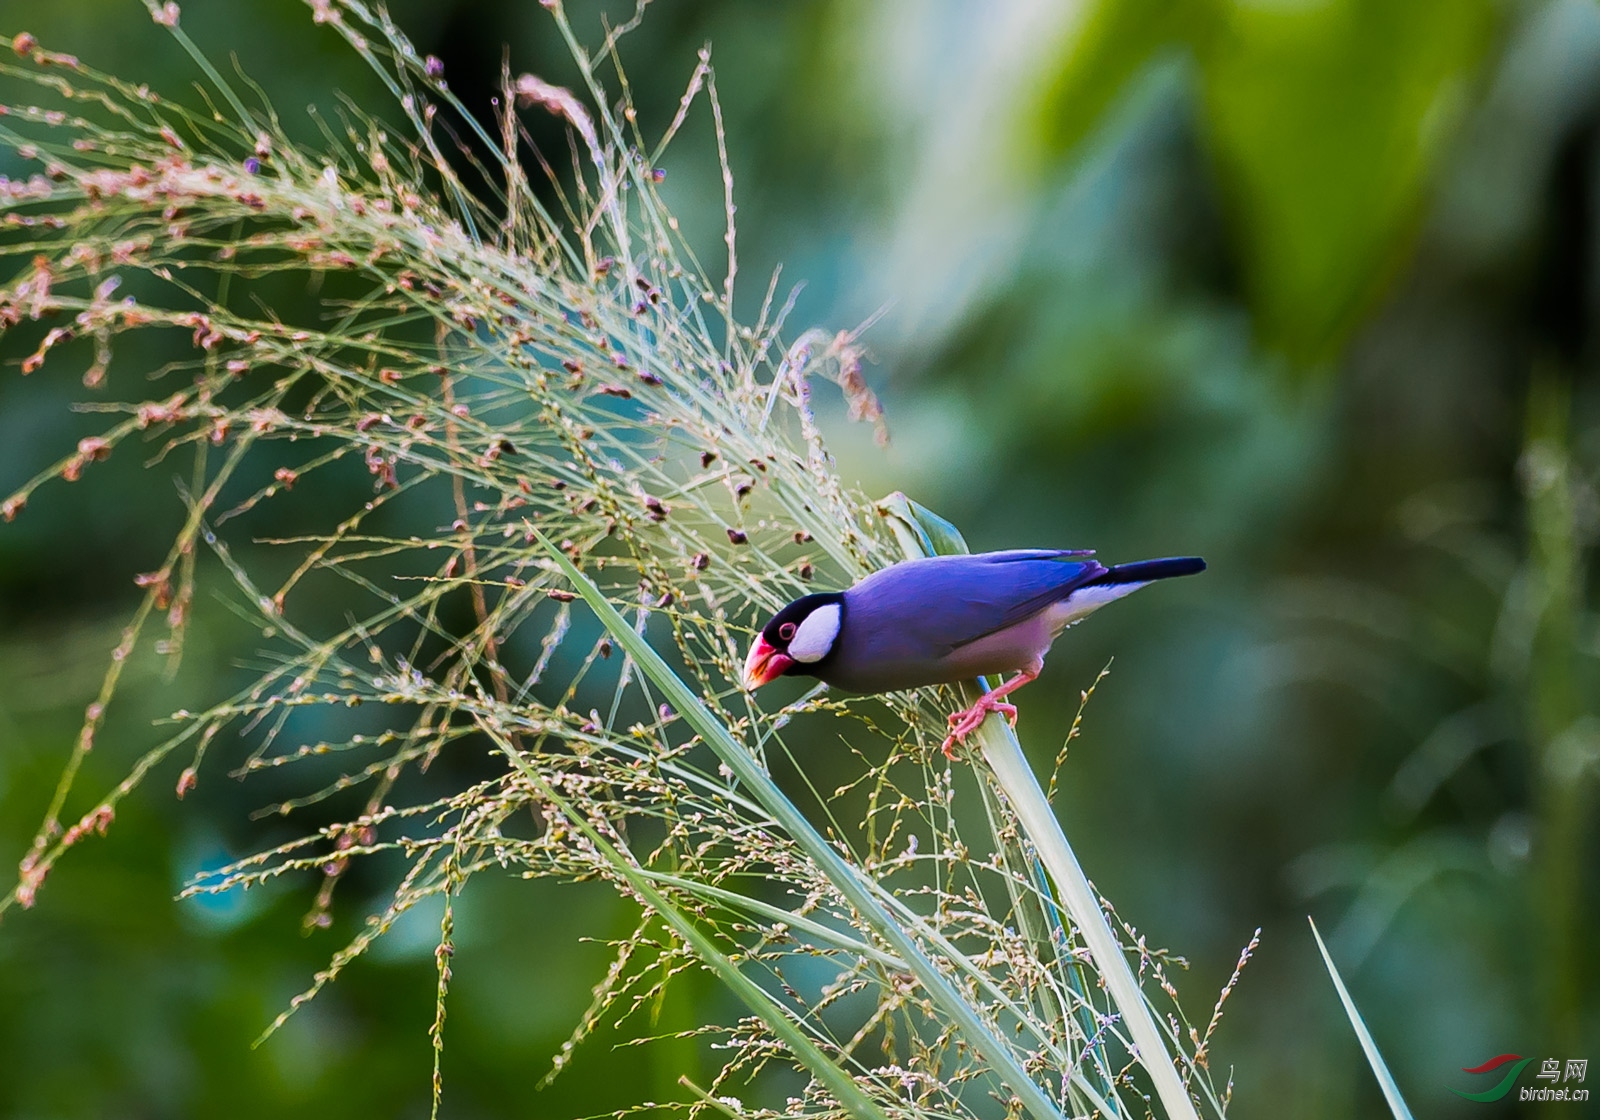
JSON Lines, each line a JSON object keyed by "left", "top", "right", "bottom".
{"left": 1036, "top": 0, "right": 1500, "bottom": 362}
{"left": 1, "top": 0, "right": 1598, "bottom": 1118}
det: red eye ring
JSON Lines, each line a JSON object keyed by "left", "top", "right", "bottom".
{"left": 778, "top": 622, "right": 796, "bottom": 641}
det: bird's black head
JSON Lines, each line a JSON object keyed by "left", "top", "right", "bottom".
{"left": 743, "top": 592, "right": 845, "bottom": 688}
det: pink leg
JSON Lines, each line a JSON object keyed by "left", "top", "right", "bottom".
{"left": 941, "top": 668, "right": 1039, "bottom": 758}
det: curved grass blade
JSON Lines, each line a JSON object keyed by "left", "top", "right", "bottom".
{"left": 876, "top": 490, "right": 970, "bottom": 558}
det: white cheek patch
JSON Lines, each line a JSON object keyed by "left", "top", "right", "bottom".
{"left": 787, "top": 602, "right": 841, "bottom": 663}
{"left": 1049, "top": 581, "right": 1148, "bottom": 630}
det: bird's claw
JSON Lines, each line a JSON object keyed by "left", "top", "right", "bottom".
{"left": 946, "top": 701, "right": 1016, "bottom": 726}
{"left": 939, "top": 694, "right": 1019, "bottom": 757}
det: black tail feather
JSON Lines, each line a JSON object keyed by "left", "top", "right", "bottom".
{"left": 1092, "top": 556, "right": 1206, "bottom": 585}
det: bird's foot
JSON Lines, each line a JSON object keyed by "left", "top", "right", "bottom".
{"left": 940, "top": 694, "right": 1018, "bottom": 758}
{"left": 946, "top": 701, "right": 1017, "bottom": 727}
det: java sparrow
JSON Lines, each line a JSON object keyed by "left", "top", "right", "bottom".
{"left": 742, "top": 550, "right": 1205, "bottom": 755}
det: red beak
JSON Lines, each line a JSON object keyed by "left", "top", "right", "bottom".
{"left": 742, "top": 635, "right": 793, "bottom": 690}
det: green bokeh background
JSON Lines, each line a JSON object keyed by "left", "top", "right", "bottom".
{"left": 1, "top": 1, "right": 1597, "bottom": 1116}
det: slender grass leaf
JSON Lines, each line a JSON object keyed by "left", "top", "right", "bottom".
{"left": 494, "top": 738, "right": 893, "bottom": 1120}
{"left": 1309, "top": 916, "right": 1415, "bottom": 1120}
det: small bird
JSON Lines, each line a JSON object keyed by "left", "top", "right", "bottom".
{"left": 742, "top": 549, "right": 1205, "bottom": 755}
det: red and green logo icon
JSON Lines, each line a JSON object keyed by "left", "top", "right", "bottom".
{"left": 1451, "top": 1054, "right": 1534, "bottom": 1102}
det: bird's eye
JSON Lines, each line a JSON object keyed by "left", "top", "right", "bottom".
{"left": 778, "top": 622, "right": 796, "bottom": 641}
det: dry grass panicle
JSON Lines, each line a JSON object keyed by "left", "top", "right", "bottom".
{"left": 0, "top": 5, "right": 1246, "bottom": 1118}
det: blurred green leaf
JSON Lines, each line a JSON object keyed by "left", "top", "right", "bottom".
{"left": 1036, "top": 0, "right": 1499, "bottom": 363}
{"left": 1035, "top": 0, "right": 1222, "bottom": 162}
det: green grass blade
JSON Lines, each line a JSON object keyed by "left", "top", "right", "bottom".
{"left": 975, "top": 719, "right": 1198, "bottom": 1120}
{"left": 633, "top": 869, "right": 906, "bottom": 970}
{"left": 494, "top": 739, "right": 892, "bottom": 1120}
{"left": 877, "top": 490, "right": 971, "bottom": 557}
{"left": 642, "top": 860, "right": 1121, "bottom": 1116}
{"left": 534, "top": 530, "right": 1068, "bottom": 1120}
{"left": 1309, "top": 917, "right": 1415, "bottom": 1120}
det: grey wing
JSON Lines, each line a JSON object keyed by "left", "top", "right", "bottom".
{"left": 846, "top": 551, "right": 1105, "bottom": 657}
